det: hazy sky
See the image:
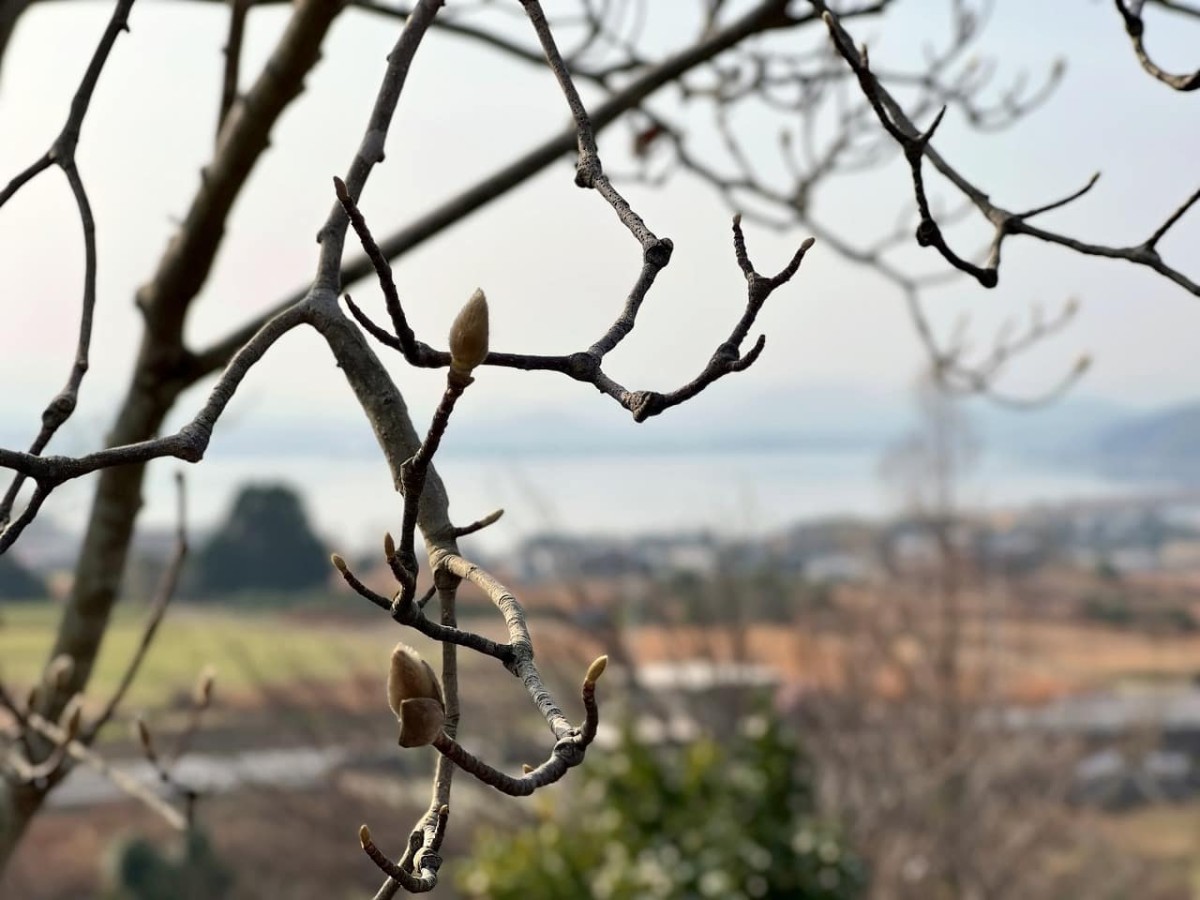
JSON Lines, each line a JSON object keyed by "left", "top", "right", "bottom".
{"left": 0, "top": 1, "right": 1198, "bottom": 540}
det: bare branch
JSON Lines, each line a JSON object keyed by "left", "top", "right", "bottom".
{"left": 22, "top": 711, "right": 187, "bottom": 830}
{"left": 217, "top": 0, "right": 251, "bottom": 135}
{"left": 819, "top": 4, "right": 1200, "bottom": 296}
{"left": 0, "top": 0, "right": 136, "bottom": 530}
{"left": 83, "top": 472, "right": 189, "bottom": 743}
{"left": 1114, "top": 0, "right": 1200, "bottom": 90}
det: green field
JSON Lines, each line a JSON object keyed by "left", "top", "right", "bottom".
{"left": 0, "top": 602, "right": 399, "bottom": 713}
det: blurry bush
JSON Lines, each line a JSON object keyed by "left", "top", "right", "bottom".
{"left": 105, "top": 828, "right": 233, "bottom": 900}
{"left": 463, "top": 714, "right": 863, "bottom": 899}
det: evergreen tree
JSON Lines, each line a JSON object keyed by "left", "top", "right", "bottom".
{"left": 192, "top": 483, "right": 328, "bottom": 598}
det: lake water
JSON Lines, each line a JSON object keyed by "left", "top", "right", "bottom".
{"left": 110, "top": 447, "right": 1156, "bottom": 557}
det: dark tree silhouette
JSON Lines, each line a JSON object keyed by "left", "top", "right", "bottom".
{"left": 192, "top": 484, "right": 328, "bottom": 597}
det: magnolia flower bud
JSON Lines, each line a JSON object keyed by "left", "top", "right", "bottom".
{"left": 387, "top": 643, "right": 445, "bottom": 748}
{"left": 448, "top": 289, "right": 489, "bottom": 375}
{"left": 397, "top": 698, "right": 446, "bottom": 749}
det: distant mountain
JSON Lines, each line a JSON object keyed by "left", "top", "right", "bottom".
{"left": 972, "top": 396, "right": 1131, "bottom": 463}
{"left": 1085, "top": 402, "right": 1200, "bottom": 484}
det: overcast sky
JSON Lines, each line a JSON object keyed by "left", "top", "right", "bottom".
{"left": 0, "top": 1, "right": 1197, "bottom": 456}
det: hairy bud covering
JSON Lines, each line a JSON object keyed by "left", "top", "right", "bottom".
{"left": 387, "top": 643, "right": 446, "bottom": 747}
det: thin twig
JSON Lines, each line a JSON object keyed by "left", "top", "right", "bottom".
{"left": 217, "top": 0, "right": 251, "bottom": 136}
{"left": 1114, "top": 0, "right": 1200, "bottom": 90}
{"left": 83, "top": 472, "right": 189, "bottom": 743}
{"left": 0, "top": 0, "right": 136, "bottom": 533}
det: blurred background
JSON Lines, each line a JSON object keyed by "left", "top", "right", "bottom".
{"left": 2, "top": 0, "right": 1199, "bottom": 897}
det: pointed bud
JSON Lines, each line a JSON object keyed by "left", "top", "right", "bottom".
{"left": 359, "top": 824, "right": 372, "bottom": 848}
{"left": 331, "top": 553, "right": 347, "bottom": 573}
{"left": 448, "top": 289, "right": 489, "bottom": 375}
{"left": 387, "top": 644, "right": 443, "bottom": 714}
{"left": 383, "top": 532, "right": 396, "bottom": 560}
{"left": 135, "top": 717, "right": 156, "bottom": 762}
{"left": 585, "top": 655, "right": 609, "bottom": 685}
{"left": 195, "top": 667, "right": 216, "bottom": 707}
{"left": 522, "top": 763, "right": 534, "bottom": 775}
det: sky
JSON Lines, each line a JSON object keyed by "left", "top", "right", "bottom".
{"left": 0, "top": 0, "right": 1197, "bottom": 542}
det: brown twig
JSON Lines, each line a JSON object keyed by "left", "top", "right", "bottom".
{"left": 428, "top": 656, "right": 605, "bottom": 796}
{"left": 0, "top": 0, "right": 136, "bottom": 534}
{"left": 338, "top": 188, "right": 814, "bottom": 422}
{"left": 83, "top": 472, "right": 189, "bottom": 743}
{"left": 819, "top": 4, "right": 1200, "bottom": 296}
{"left": 1114, "top": 0, "right": 1200, "bottom": 90}
{"left": 217, "top": 0, "right": 251, "bottom": 135}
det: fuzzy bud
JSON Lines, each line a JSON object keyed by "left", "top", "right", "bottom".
{"left": 387, "top": 643, "right": 445, "bottom": 748}
{"left": 397, "top": 698, "right": 446, "bottom": 748}
{"left": 383, "top": 532, "right": 396, "bottom": 560}
{"left": 330, "top": 553, "right": 347, "bottom": 573}
{"left": 448, "top": 289, "right": 489, "bottom": 375}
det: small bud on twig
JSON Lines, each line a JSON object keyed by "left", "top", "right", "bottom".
{"left": 384, "top": 532, "right": 396, "bottom": 560}
{"left": 448, "top": 288, "right": 489, "bottom": 375}
{"left": 135, "top": 716, "right": 157, "bottom": 763}
{"left": 331, "top": 553, "right": 347, "bottom": 573}
{"left": 195, "top": 667, "right": 216, "bottom": 707}
{"left": 522, "top": 763, "right": 534, "bottom": 775}
{"left": 359, "top": 824, "right": 372, "bottom": 848}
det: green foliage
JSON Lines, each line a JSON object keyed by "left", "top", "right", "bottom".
{"left": 0, "top": 553, "right": 46, "bottom": 600}
{"left": 191, "top": 483, "right": 328, "bottom": 598}
{"left": 463, "top": 715, "right": 864, "bottom": 899}
{"left": 106, "top": 829, "right": 233, "bottom": 900}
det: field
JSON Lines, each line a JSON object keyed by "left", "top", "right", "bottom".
{"left": 0, "top": 602, "right": 402, "bottom": 717}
